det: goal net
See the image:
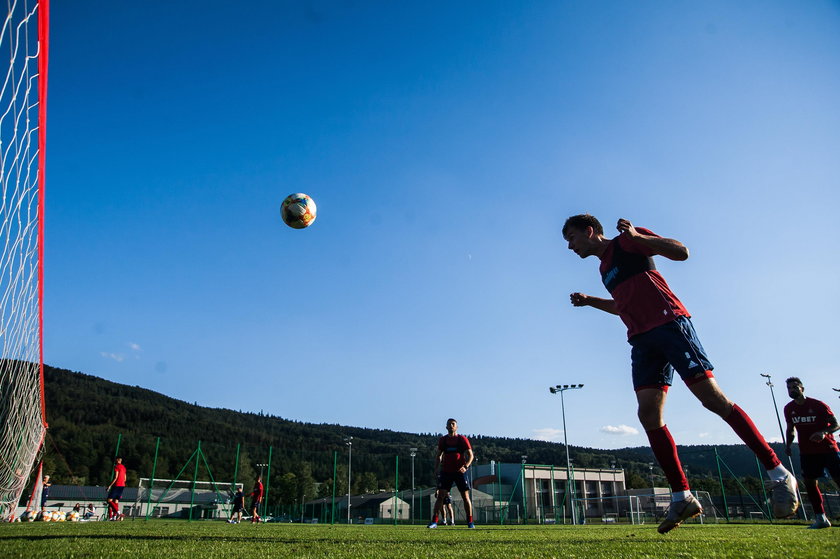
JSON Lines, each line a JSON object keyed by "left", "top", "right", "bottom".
{"left": 135, "top": 478, "right": 243, "bottom": 520}
{"left": 0, "top": 0, "right": 49, "bottom": 522}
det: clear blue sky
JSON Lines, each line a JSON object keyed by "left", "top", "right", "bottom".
{"left": 45, "top": 1, "right": 840, "bottom": 451}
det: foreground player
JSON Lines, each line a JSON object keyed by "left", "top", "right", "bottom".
{"left": 784, "top": 377, "right": 840, "bottom": 529}
{"left": 106, "top": 457, "right": 126, "bottom": 521}
{"left": 427, "top": 418, "right": 475, "bottom": 529}
{"left": 563, "top": 215, "right": 798, "bottom": 533}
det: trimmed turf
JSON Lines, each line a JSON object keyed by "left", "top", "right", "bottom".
{"left": 1, "top": 521, "right": 837, "bottom": 558}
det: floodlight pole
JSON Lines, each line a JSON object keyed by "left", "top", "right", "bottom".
{"left": 521, "top": 454, "right": 528, "bottom": 524}
{"left": 409, "top": 448, "right": 418, "bottom": 525}
{"left": 759, "top": 373, "right": 807, "bottom": 521}
{"left": 345, "top": 436, "right": 353, "bottom": 524}
{"left": 549, "top": 383, "right": 583, "bottom": 525}
{"left": 648, "top": 462, "right": 655, "bottom": 516}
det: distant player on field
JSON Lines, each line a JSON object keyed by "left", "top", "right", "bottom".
{"left": 563, "top": 214, "right": 798, "bottom": 533}
{"left": 229, "top": 487, "right": 245, "bottom": 524}
{"left": 40, "top": 474, "right": 51, "bottom": 512}
{"left": 427, "top": 418, "right": 474, "bottom": 529}
{"left": 435, "top": 489, "right": 455, "bottom": 525}
{"left": 249, "top": 476, "right": 264, "bottom": 523}
{"left": 784, "top": 377, "right": 840, "bottom": 529}
{"left": 106, "top": 456, "right": 126, "bottom": 521}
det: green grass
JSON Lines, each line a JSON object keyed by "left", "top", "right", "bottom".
{"left": 1, "top": 521, "right": 837, "bottom": 559}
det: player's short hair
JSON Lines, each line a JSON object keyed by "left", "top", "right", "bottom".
{"left": 785, "top": 376, "right": 803, "bottom": 387}
{"left": 563, "top": 214, "right": 603, "bottom": 237}
{"left": 447, "top": 418, "right": 457, "bottom": 424}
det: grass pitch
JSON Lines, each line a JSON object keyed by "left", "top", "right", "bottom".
{"left": 1, "top": 521, "right": 837, "bottom": 559}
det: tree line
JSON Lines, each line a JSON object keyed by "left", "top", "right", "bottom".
{"left": 34, "top": 364, "right": 781, "bottom": 507}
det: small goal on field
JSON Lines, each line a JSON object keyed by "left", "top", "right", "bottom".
{"left": 569, "top": 490, "right": 718, "bottom": 525}
{"left": 133, "top": 478, "right": 243, "bottom": 520}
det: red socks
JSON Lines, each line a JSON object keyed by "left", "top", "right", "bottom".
{"left": 646, "top": 425, "right": 689, "bottom": 491}
{"left": 805, "top": 483, "right": 824, "bottom": 515}
{"left": 723, "top": 404, "right": 781, "bottom": 469}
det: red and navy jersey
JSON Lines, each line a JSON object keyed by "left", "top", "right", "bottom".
{"left": 251, "top": 481, "right": 264, "bottom": 501}
{"left": 599, "top": 228, "right": 690, "bottom": 338}
{"left": 784, "top": 397, "right": 839, "bottom": 454}
{"left": 114, "top": 463, "right": 127, "bottom": 487}
{"left": 438, "top": 434, "right": 471, "bottom": 473}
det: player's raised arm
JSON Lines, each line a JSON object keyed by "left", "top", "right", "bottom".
{"left": 616, "top": 218, "right": 689, "bottom": 261}
{"left": 570, "top": 292, "right": 619, "bottom": 315}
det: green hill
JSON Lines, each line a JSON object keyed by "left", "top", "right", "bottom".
{"left": 38, "top": 364, "right": 781, "bottom": 506}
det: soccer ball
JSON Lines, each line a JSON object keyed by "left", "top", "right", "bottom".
{"left": 281, "top": 193, "right": 317, "bottom": 229}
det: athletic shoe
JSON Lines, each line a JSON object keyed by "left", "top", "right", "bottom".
{"left": 807, "top": 517, "right": 831, "bottom": 529}
{"left": 426, "top": 522, "right": 438, "bottom": 529}
{"left": 657, "top": 495, "right": 702, "bottom": 534}
{"left": 767, "top": 475, "right": 799, "bottom": 518}
{"left": 467, "top": 522, "right": 475, "bottom": 529}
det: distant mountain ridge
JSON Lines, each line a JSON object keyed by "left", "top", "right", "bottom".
{"left": 39, "top": 364, "right": 781, "bottom": 503}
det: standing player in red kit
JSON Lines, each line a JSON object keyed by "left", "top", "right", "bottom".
{"left": 563, "top": 214, "right": 798, "bottom": 533}
{"left": 249, "top": 476, "right": 264, "bottom": 523}
{"left": 427, "top": 418, "right": 475, "bottom": 529}
{"left": 106, "top": 456, "right": 126, "bottom": 521}
{"left": 784, "top": 377, "right": 840, "bottom": 529}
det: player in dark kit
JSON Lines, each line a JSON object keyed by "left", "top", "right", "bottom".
{"left": 784, "top": 377, "right": 840, "bottom": 529}
{"left": 229, "top": 487, "right": 245, "bottom": 524}
{"left": 427, "top": 418, "right": 475, "bottom": 529}
{"left": 563, "top": 215, "right": 798, "bottom": 533}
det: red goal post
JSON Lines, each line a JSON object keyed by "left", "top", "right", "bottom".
{"left": 0, "top": 0, "right": 49, "bottom": 522}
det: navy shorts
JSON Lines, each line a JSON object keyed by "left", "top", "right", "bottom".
{"left": 800, "top": 451, "right": 840, "bottom": 480}
{"left": 437, "top": 471, "right": 470, "bottom": 493}
{"left": 629, "top": 316, "right": 714, "bottom": 390}
{"left": 107, "top": 486, "right": 125, "bottom": 500}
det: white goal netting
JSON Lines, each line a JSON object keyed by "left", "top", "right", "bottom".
{"left": 135, "top": 478, "right": 243, "bottom": 520}
{"left": 0, "top": 0, "right": 49, "bottom": 522}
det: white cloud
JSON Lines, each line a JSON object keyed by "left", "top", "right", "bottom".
{"left": 533, "top": 428, "right": 564, "bottom": 442}
{"left": 698, "top": 432, "right": 710, "bottom": 438}
{"left": 600, "top": 424, "right": 639, "bottom": 436}
{"left": 129, "top": 342, "right": 141, "bottom": 352}
{"left": 100, "top": 352, "right": 125, "bottom": 362}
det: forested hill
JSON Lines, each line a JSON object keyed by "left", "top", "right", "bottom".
{"left": 39, "top": 365, "right": 785, "bottom": 504}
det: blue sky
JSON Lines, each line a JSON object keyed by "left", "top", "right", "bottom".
{"left": 45, "top": 1, "right": 840, "bottom": 451}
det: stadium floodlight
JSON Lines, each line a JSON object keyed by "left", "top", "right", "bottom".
{"left": 409, "top": 448, "right": 418, "bottom": 524}
{"left": 759, "top": 373, "right": 807, "bottom": 521}
{"left": 344, "top": 437, "right": 353, "bottom": 524}
{"left": 548, "top": 383, "right": 584, "bottom": 525}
